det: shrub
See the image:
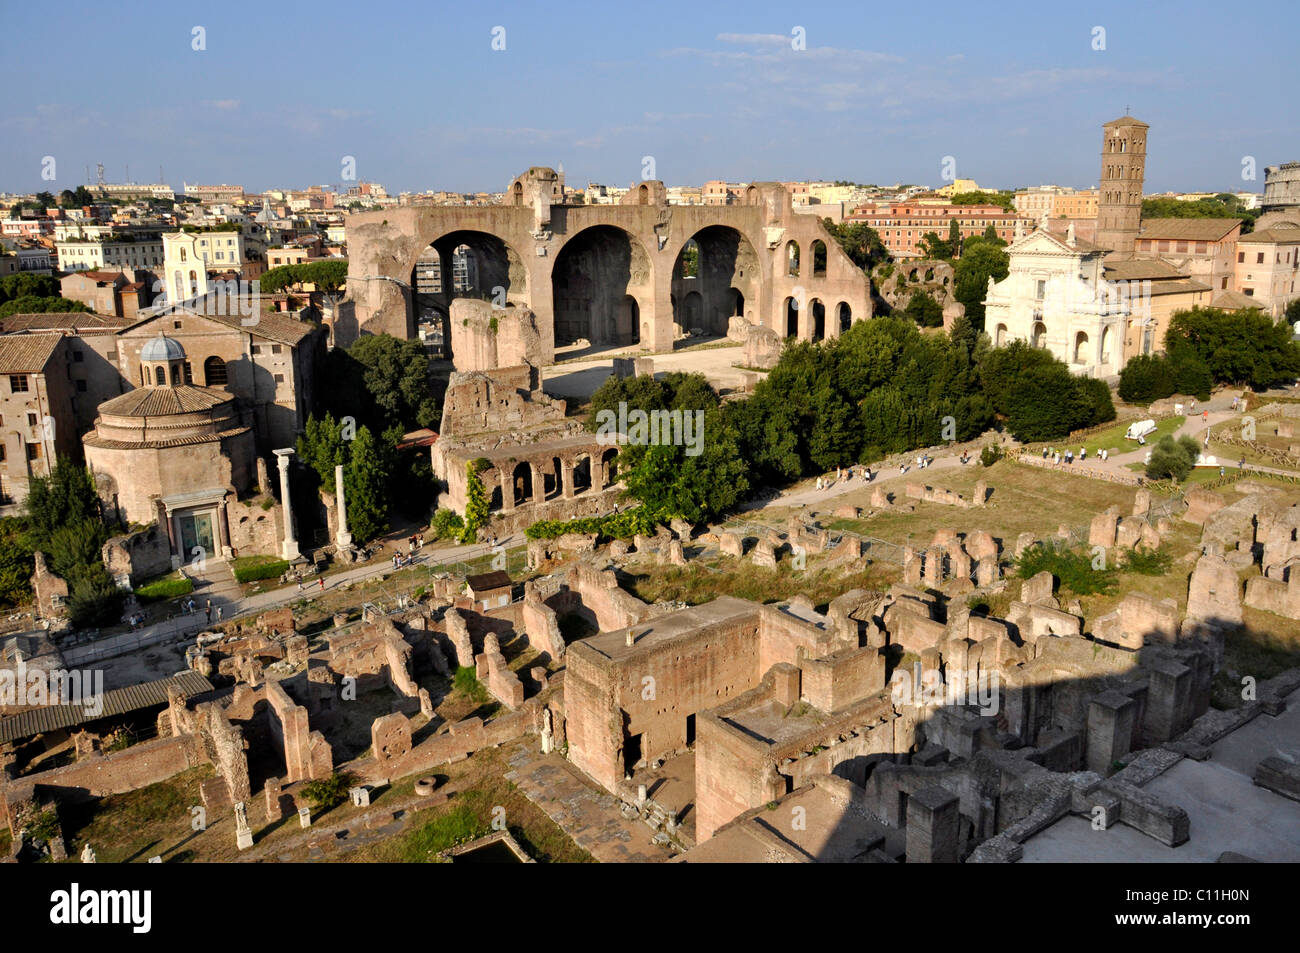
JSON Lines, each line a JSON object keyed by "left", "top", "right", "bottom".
{"left": 1144, "top": 434, "right": 1201, "bottom": 481}
{"left": 525, "top": 507, "right": 661, "bottom": 542}
{"left": 1015, "top": 541, "right": 1117, "bottom": 595}
{"left": 979, "top": 444, "right": 1004, "bottom": 467}
{"left": 232, "top": 558, "right": 290, "bottom": 583}
{"left": 430, "top": 508, "right": 464, "bottom": 540}
{"left": 1121, "top": 547, "right": 1173, "bottom": 575}
{"left": 301, "top": 772, "right": 356, "bottom": 812}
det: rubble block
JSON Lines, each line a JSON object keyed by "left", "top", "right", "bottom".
{"left": 1089, "top": 506, "right": 1120, "bottom": 548}
{"left": 1253, "top": 756, "right": 1300, "bottom": 802}
{"left": 1014, "top": 532, "right": 1036, "bottom": 557}
{"left": 371, "top": 712, "right": 412, "bottom": 763}
{"left": 1092, "top": 593, "right": 1179, "bottom": 649}
{"left": 258, "top": 607, "right": 296, "bottom": 635}
{"left": 1087, "top": 691, "right": 1139, "bottom": 775}
{"left": 834, "top": 505, "right": 860, "bottom": 519}
{"left": 660, "top": 539, "right": 687, "bottom": 566}
{"left": 870, "top": 486, "right": 890, "bottom": 508}
{"left": 1144, "top": 658, "right": 1195, "bottom": 743}
{"left": 752, "top": 539, "right": 777, "bottom": 569}
{"left": 1244, "top": 572, "right": 1300, "bottom": 620}
{"left": 444, "top": 608, "right": 475, "bottom": 668}
{"left": 484, "top": 647, "right": 525, "bottom": 710}
{"left": 905, "top": 786, "right": 960, "bottom": 863}
{"left": 1007, "top": 602, "right": 1081, "bottom": 640}
{"left": 903, "top": 548, "right": 922, "bottom": 586}
{"left": 717, "top": 532, "right": 744, "bottom": 557}
{"left": 669, "top": 518, "right": 695, "bottom": 540}
{"left": 1021, "top": 571, "right": 1056, "bottom": 606}
{"left": 1183, "top": 488, "right": 1226, "bottom": 526}
{"left": 608, "top": 539, "right": 630, "bottom": 558}
{"left": 973, "top": 480, "right": 988, "bottom": 505}
{"left": 1132, "top": 489, "right": 1151, "bottom": 518}
{"left": 1185, "top": 554, "right": 1243, "bottom": 626}
{"left": 1104, "top": 779, "right": 1190, "bottom": 847}
{"left": 522, "top": 586, "right": 565, "bottom": 662}
{"left": 883, "top": 604, "right": 947, "bottom": 653}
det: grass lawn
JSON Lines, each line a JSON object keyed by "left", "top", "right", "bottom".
{"left": 1066, "top": 415, "right": 1186, "bottom": 458}
{"left": 332, "top": 746, "right": 593, "bottom": 863}
{"left": 811, "top": 459, "right": 1154, "bottom": 549}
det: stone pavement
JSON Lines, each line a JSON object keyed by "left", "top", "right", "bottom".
{"left": 505, "top": 745, "right": 674, "bottom": 863}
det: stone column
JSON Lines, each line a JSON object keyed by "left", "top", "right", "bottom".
{"left": 274, "top": 448, "right": 300, "bottom": 561}
{"left": 530, "top": 462, "right": 543, "bottom": 504}
{"left": 562, "top": 460, "right": 575, "bottom": 499}
{"left": 217, "top": 499, "right": 232, "bottom": 557}
{"left": 334, "top": 464, "right": 352, "bottom": 550}
{"left": 501, "top": 469, "right": 515, "bottom": 512}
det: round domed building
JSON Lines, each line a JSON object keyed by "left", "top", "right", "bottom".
{"left": 84, "top": 333, "right": 258, "bottom": 559}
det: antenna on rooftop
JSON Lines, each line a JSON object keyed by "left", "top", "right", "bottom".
{"left": 96, "top": 163, "right": 105, "bottom": 186}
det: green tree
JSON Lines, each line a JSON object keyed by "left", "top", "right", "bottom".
{"left": 24, "top": 461, "right": 102, "bottom": 552}
{"left": 259, "top": 259, "right": 348, "bottom": 294}
{"left": 902, "top": 290, "right": 944, "bottom": 327}
{"left": 330, "top": 334, "right": 439, "bottom": 432}
{"left": 296, "top": 414, "right": 349, "bottom": 487}
{"left": 917, "top": 231, "right": 953, "bottom": 261}
{"left": 1118, "top": 354, "right": 1176, "bottom": 403}
{"left": 1145, "top": 434, "right": 1201, "bottom": 481}
{"left": 1165, "top": 306, "right": 1300, "bottom": 389}
{"left": 342, "top": 426, "right": 391, "bottom": 543}
{"left": 948, "top": 190, "right": 1016, "bottom": 212}
{"left": 952, "top": 239, "right": 1010, "bottom": 330}
{"left": 0, "top": 518, "right": 34, "bottom": 608}
{"left": 820, "top": 220, "right": 887, "bottom": 271}
{"left": 948, "top": 217, "right": 961, "bottom": 255}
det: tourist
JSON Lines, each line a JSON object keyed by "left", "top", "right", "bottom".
{"left": 1219, "top": 466, "right": 1225, "bottom": 477}
{"left": 1079, "top": 447, "right": 1086, "bottom": 461}
{"left": 216, "top": 606, "right": 223, "bottom": 622}
{"left": 318, "top": 576, "right": 325, "bottom": 591}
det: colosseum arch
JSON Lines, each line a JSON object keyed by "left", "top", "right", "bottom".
{"left": 552, "top": 225, "right": 651, "bottom": 347}
{"left": 671, "top": 225, "right": 760, "bottom": 337}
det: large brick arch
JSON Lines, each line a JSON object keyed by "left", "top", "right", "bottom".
{"left": 341, "top": 170, "right": 872, "bottom": 354}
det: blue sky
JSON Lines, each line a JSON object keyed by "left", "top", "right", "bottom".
{"left": 2, "top": 0, "right": 1295, "bottom": 196}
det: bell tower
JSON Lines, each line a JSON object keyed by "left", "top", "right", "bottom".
{"left": 1095, "top": 114, "right": 1147, "bottom": 259}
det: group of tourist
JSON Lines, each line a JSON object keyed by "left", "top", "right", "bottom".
{"left": 1041, "top": 445, "right": 1107, "bottom": 466}
{"left": 814, "top": 465, "right": 874, "bottom": 492}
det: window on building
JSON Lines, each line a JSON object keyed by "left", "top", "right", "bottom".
{"left": 27, "top": 412, "right": 37, "bottom": 427}
{"left": 274, "top": 373, "right": 284, "bottom": 383}
{"left": 76, "top": 380, "right": 87, "bottom": 392}
{"left": 1258, "top": 253, "right": 1265, "bottom": 264}
{"left": 1244, "top": 288, "right": 1254, "bottom": 296}
{"left": 72, "top": 350, "right": 84, "bottom": 363}
{"left": 1239, "top": 251, "right": 1245, "bottom": 263}
{"left": 204, "top": 356, "right": 228, "bottom": 385}
{"left": 9, "top": 375, "right": 29, "bottom": 393}
{"left": 251, "top": 344, "right": 262, "bottom": 355}
{"left": 271, "top": 344, "right": 282, "bottom": 354}
{"left": 26, "top": 443, "right": 40, "bottom": 461}
{"left": 0, "top": 446, "right": 5, "bottom": 462}
{"left": 183, "top": 362, "right": 193, "bottom": 384}
{"left": 1222, "top": 278, "right": 1229, "bottom": 289}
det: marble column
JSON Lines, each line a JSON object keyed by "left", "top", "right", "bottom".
{"left": 334, "top": 464, "right": 352, "bottom": 550}
{"left": 274, "top": 448, "right": 300, "bottom": 561}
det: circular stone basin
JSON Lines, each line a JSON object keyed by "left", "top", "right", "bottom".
{"left": 415, "top": 777, "right": 438, "bottom": 797}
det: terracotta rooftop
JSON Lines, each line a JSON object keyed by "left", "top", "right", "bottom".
{"left": 0, "top": 333, "right": 61, "bottom": 373}
{"left": 1137, "top": 218, "right": 1242, "bottom": 242}
{"left": 96, "top": 383, "right": 233, "bottom": 417}
{"left": 1, "top": 312, "right": 131, "bottom": 333}
{"left": 1238, "top": 225, "right": 1300, "bottom": 244}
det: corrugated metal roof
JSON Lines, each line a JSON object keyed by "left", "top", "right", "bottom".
{"left": 0, "top": 670, "right": 214, "bottom": 743}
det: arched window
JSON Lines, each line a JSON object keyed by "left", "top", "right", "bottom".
{"left": 786, "top": 241, "right": 800, "bottom": 277}
{"left": 188, "top": 270, "right": 198, "bottom": 295}
{"left": 154, "top": 365, "right": 166, "bottom": 385}
{"left": 204, "top": 356, "right": 228, "bottom": 386}
{"left": 170, "top": 364, "right": 181, "bottom": 386}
